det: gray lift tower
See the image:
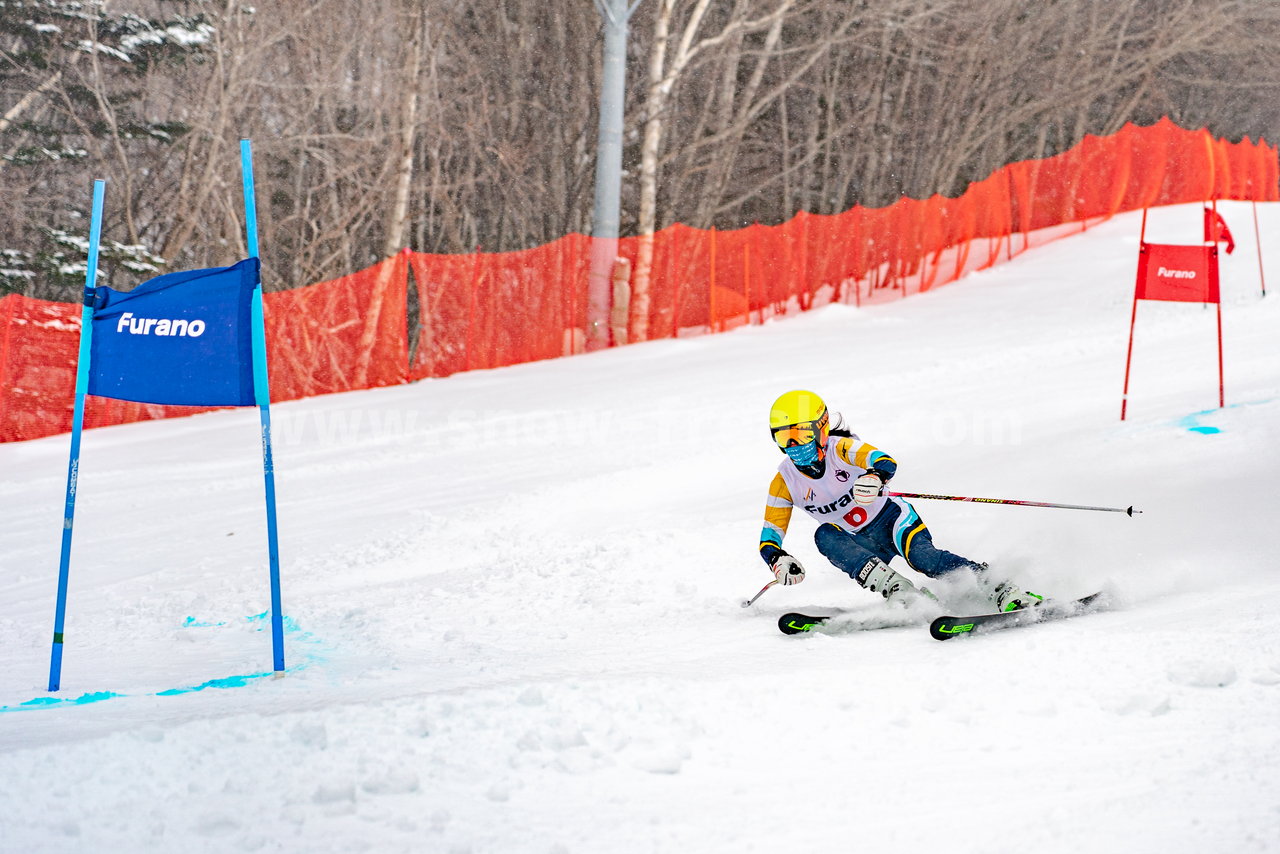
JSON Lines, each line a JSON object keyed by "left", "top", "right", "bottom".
{"left": 588, "top": 0, "right": 643, "bottom": 351}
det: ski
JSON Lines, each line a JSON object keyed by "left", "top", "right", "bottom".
{"left": 928, "top": 592, "right": 1106, "bottom": 641}
{"left": 779, "top": 612, "right": 831, "bottom": 634}
{"left": 778, "top": 610, "right": 930, "bottom": 635}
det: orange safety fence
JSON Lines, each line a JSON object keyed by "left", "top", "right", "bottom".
{"left": 267, "top": 252, "right": 410, "bottom": 400}
{"left": 407, "top": 234, "right": 590, "bottom": 379}
{"left": 2, "top": 118, "right": 1276, "bottom": 443}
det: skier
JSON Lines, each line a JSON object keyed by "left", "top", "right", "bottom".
{"left": 759, "top": 389, "right": 1043, "bottom": 612}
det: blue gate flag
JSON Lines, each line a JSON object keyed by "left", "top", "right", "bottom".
{"left": 88, "top": 258, "right": 260, "bottom": 406}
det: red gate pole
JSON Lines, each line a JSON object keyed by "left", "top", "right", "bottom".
{"left": 1212, "top": 240, "right": 1225, "bottom": 409}
{"left": 1216, "top": 297, "right": 1225, "bottom": 408}
{"left": 1120, "top": 292, "right": 1140, "bottom": 421}
{"left": 1121, "top": 210, "right": 1149, "bottom": 421}
{"left": 1205, "top": 223, "right": 1225, "bottom": 409}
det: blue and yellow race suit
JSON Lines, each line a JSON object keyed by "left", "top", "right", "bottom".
{"left": 759, "top": 433, "right": 977, "bottom": 580}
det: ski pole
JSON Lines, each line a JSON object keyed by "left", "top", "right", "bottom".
{"left": 740, "top": 579, "right": 778, "bottom": 608}
{"left": 887, "top": 491, "right": 1141, "bottom": 516}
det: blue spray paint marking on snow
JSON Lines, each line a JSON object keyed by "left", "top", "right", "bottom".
{"left": 155, "top": 671, "right": 278, "bottom": 696}
{"left": 182, "top": 616, "right": 227, "bottom": 628}
{"left": 0, "top": 613, "right": 328, "bottom": 714}
{"left": 1178, "top": 413, "right": 1221, "bottom": 434}
{"left": 14, "top": 691, "right": 123, "bottom": 710}
{"left": 1174, "top": 397, "right": 1275, "bottom": 435}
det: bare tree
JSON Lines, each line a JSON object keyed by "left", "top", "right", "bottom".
{"left": 3, "top": 0, "right": 1280, "bottom": 303}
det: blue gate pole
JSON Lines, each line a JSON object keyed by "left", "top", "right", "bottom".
{"left": 240, "top": 139, "right": 285, "bottom": 673}
{"left": 48, "top": 179, "right": 106, "bottom": 692}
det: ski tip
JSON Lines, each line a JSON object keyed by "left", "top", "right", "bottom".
{"left": 1074, "top": 590, "right": 1110, "bottom": 611}
{"left": 929, "top": 616, "right": 977, "bottom": 641}
{"left": 778, "top": 613, "right": 829, "bottom": 635}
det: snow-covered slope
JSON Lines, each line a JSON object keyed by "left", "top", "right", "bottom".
{"left": 2, "top": 203, "right": 1278, "bottom": 853}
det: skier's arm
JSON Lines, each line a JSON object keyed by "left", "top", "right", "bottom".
{"left": 759, "top": 472, "right": 794, "bottom": 566}
{"left": 836, "top": 437, "right": 898, "bottom": 480}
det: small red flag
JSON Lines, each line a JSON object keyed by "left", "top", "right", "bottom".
{"left": 1203, "top": 208, "right": 1236, "bottom": 254}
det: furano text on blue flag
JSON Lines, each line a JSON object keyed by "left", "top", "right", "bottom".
{"left": 88, "top": 258, "right": 260, "bottom": 407}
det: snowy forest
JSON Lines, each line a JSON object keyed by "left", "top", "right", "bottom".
{"left": 2, "top": 0, "right": 1280, "bottom": 299}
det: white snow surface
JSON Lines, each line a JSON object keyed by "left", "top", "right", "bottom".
{"left": 2, "top": 204, "right": 1279, "bottom": 853}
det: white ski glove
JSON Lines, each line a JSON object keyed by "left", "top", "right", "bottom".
{"left": 852, "top": 471, "right": 886, "bottom": 505}
{"left": 772, "top": 555, "right": 806, "bottom": 586}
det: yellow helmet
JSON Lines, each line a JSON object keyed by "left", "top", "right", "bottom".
{"left": 769, "top": 390, "right": 829, "bottom": 466}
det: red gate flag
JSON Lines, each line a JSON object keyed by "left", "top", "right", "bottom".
{"left": 1121, "top": 229, "right": 1224, "bottom": 421}
{"left": 1134, "top": 242, "right": 1220, "bottom": 303}
{"left": 1203, "top": 207, "right": 1236, "bottom": 254}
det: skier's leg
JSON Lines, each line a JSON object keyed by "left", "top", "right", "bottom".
{"left": 897, "top": 525, "right": 978, "bottom": 578}
{"left": 899, "top": 522, "right": 1042, "bottom": 612}
{"left": 814, "top": 522, "right": 892, "bottom": 569}
{"left": 814, "top": 523, "right": 925, "bottom": 605}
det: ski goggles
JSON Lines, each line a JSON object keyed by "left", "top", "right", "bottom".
{"left": 770, "top": 411, "right": 829, "bottom": 453}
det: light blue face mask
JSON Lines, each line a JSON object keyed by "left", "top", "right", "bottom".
{"left": 784, "top": 439, "right": 820, "bottom": 466}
